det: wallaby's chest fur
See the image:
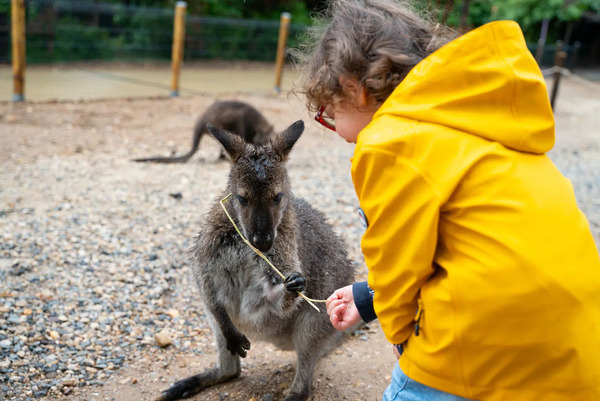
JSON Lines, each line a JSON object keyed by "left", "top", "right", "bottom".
{"left": 193, "top": 195, "right": 351, "bottom": 349}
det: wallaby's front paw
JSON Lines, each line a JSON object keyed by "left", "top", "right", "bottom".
{"left": 226, "top": 332, "right": 251, "bottom": 357}
{"left": 284, "top": 272, "right": 306, "bottom": 295}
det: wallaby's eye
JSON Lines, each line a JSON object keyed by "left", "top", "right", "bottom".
{"left": 273, "top": 193, "right": 284, "bottom": 205}
{"left": 237, "top": 195, "right": 248, "bottom": 206}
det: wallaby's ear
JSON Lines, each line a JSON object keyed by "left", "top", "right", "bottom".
{"left": 208, "top": 123, "right": 246, "bottom": 162}
{"left": 271, "top": 120, "right": 304, "bottom": 161}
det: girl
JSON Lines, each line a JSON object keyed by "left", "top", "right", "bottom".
{"left": 296, "top": 1, "right": 600, "bottom": 400}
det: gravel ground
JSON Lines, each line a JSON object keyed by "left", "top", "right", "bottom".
{"left": 1, "top": 77, "right": 599, "bottom": 401}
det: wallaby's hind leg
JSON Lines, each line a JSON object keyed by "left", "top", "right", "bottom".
{"left": 156, "top": 319, "right": 241, "bottom": 401}
{"left": 284, "top": 344, "right": 321, "bottom": 401}
{"left": 284, "top": 326, "right": 332, "bottom": 401}
{"left": 283, "top": 322, "right": 354, "bottom": 401}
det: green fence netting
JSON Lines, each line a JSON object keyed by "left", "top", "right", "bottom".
{"left": 0, "top": 0, "right": 307, "bottom": 63}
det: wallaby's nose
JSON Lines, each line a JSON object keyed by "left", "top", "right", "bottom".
{"left": 252, "top": 233, "right": 273, "bottom": 252}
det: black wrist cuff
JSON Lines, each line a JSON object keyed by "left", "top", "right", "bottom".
{"left": 352, "top": 281, "right": 377, "bottom": 323}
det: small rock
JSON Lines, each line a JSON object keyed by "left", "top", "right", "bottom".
{"left": 62, "top": 379, "right": 76, "bottom": 387}
{"left": 86, "top": 367, "right": 98, "bottom": 374}
{"left": 155, "top": 330, "right": 173, "bottom": 348}
{"left": 37, "top": 289, "right": 54, "bottom": 300}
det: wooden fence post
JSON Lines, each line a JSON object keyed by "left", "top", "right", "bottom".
{"left": 11, "top": 0, "right": 26, "bottom": 102}
{"left": 458, "top": 0, "right": 470, "bottom": 34}
{"left": 170, "top": 1, "right": 187, "bottom": 97}
{"left": 535, "top": 18, "right": 549, "bottom": 64}
{"left": 554, "top": 40, "right": 563, "bottom": 63}
{"left": 274, "top": 12, "right": 291, "bottom": 94}
{"left": 550, "top": 51, "right": 567, "bottom": 110}
{"left": 571, "top": 41, "right": 581, "bottom": 72}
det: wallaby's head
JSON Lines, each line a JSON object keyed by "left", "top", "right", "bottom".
{"left": 209, "top": 120, "right": 304, "bottom": 252}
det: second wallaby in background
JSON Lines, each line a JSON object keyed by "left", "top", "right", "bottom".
{"left": 156, "top": 120, "right": 356, "bottom": 401}
{"left": 133, "top": 100, "right": 274, "bottom": 163}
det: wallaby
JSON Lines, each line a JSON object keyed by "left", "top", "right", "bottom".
{"left": 133, "top": 100, "right": 274, "bottom": 163}
{"left": 156, "top": 120, "right": 356, "bottom": 401}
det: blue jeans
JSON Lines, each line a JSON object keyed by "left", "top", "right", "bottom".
{"left": 382, "top": 363, "right": 474, "bottom": 401}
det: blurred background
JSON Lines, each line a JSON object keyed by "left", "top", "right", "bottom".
{"left": 0, "top": 0, "right": 600, "bottom": 67}
{"left": 0, "top": 0, "right": 598, "bottom": 66}
{"left": 1, "top": 0, "right": 599, "bottom": 101}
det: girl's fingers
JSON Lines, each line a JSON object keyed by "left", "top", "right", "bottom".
{"left": 392, "top": 345, "right": 401, "bottom": 359}
{"left": 326, "top": 287, "right": 345, "bottom": 304}
{"left": 326, "top": 291, "right": 340, "bottom": 303}
{"left": 326, "top": 299, "right": 342, "bottom": 315}
{"left": 330, "top": 305, "right": 346, "bottom": 330}
{"left": 330, "top": 312, "right": 338, "bottom": 326}
{"left": 332, "top": 304, "right": 346, "bottom": 322}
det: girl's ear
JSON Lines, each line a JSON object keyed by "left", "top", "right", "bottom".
{"left": 339, "top": 75, "right": 370, "bottom": 108}
{"left": 357, "top": 86, "right": 369, "bottom": 108}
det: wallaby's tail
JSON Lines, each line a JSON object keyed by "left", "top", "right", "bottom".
{"left": 132, "top": 119, "right": 207, "bottom": 164}
{"left": 132, "top": 152, "right": 194, "bottom": 164}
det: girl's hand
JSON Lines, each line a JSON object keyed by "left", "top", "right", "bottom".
{"left": 392, "top": 344, "right": 402, "bottom": 360}
{"left": 326, "top": 285, "right": 361, "bottom": 331}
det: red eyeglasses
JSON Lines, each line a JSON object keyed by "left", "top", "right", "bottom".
{"left": 314, "top": 105, "right": 336, "bottom": 132}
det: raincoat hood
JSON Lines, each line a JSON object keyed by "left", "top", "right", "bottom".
{"left": 376, "top": 20, "right": 555, "bottom": 154}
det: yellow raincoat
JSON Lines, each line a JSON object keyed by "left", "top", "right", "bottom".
{"left": 352, "top": 21, "right": 600, "bottom": 400}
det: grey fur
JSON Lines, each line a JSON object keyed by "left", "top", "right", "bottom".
{"left": 156, "top": 120, "right": 356, "bottom": 401}
{"left": 133, "top": 100, "right": 274, "bottom": 163}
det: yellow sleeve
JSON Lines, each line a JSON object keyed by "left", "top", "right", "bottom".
{"left": 352, "top": 146, "right": 441, "bottom": 345}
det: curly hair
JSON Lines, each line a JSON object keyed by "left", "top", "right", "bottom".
{"left": 294, "top": 0, "right": 456, "bottom": 112}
